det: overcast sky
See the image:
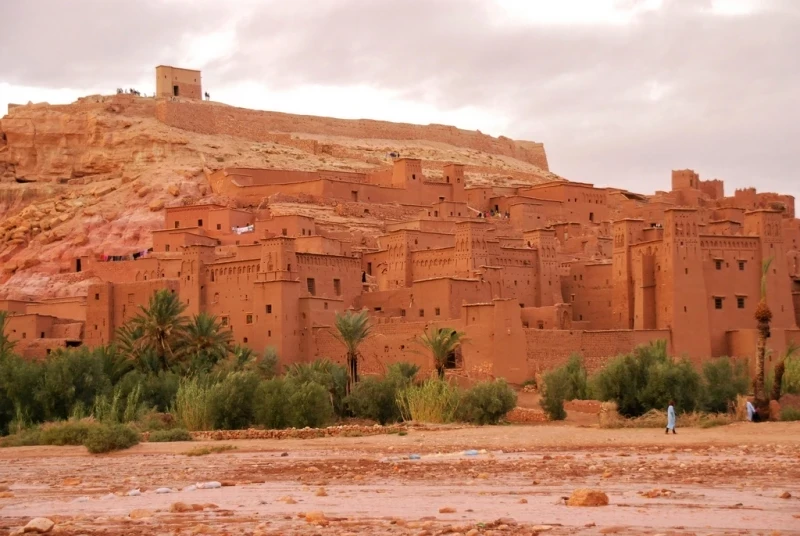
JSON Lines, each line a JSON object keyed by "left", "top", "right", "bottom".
{"left": 1, "top": 0, "right": 798, "bottom": 201}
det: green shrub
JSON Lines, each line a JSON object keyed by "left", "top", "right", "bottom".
{"left": 540, "top": 355, "right": 588, "bottom": 421}
{"left": 134, "top": 410, "right": 178, "bottom": 432}
{"left": 287, "top": 381, "right": 333, "bottom": 428}
{"left": 117, "top": 371, "right": 180, "bottom": 413}
{"left": 781, "top": 407, "right": 800, "bottom": 421}
{"left": 397, "top": 379, "right": 461, "bottom": 423}
{"left": 781, "top": 357, "right": 800, "bottom": 395}
{"left": 173, "top": 377, "right": 215, "bottom": 431}
{"left": 36, "top": 348, "right": 112, "bottom": 421}
{"left": 148, "top": 428, "right": 193, "bottom": 442}
{"left": 253, "top": 378, "right": 291, "bottom": 429}
{"left": 702, "top": 357, "right": 749, "bottom": 413}
{"left": 590, "top": 341, "right": 702, "bottom": 417}
{"left": 84, "top": 424, "right": 140, "bottom": 454}
{"left": 0, "top": 355, "right": 45, "bottom": 431}
{"left": 285, "top": 360, "right": 347, "bottom": 417}
{"left": 457, "top": 379, "right": 517, "bottom": 425}
{"left": 562, "top": 354, "right": 589, "bottom": 399}
{"left": 386, "top": 362, "right": 420, "bottom": 383}
{"left": 540, "top": 368, "right": 569, "bottom": 420}
{"left": 638, "top": 357, "right": 703, "bottom": 414}
{"left": 347, "top": 376, "right": 404, "bottom": 424}
{"left": 211, "top": 371, "right": 261, "bottom": 430}
{"left": 0, "top": 428, "right": 43, "bottom": 447}
{"left": 257, "top": 347, "right": 280, "bottom": 379}
{"left": 39, "top": 420, "right": 98, "bottom": 446}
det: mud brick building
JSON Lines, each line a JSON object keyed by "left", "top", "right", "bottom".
{"left": 1, "top": 70, "right": 798, "bottom": 380}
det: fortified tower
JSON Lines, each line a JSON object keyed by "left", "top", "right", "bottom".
{"left": 743, "top": 210, "right": 797, "bottom": 328}
{"left": 523, "top": 228, "right": 561, "bottom": 306}
{"left": 384, "top": 231, "right": 414, "bottom": 290}
{"left": 611, "top": 219, "right": 644, "bottom": 329}
{"left": 662, "top": 208, "right": 712, "bottom": 357}
{"left": 180, "top": 244, "right": 216, "bottom": 316}
{"left": 258, "top": 237, "right": 298, "bottom": 281}
{"left": 391, "top": 158, "right": 424, "bottom": 188}
{"left": 443, "top": 163, "right": 467, "bottom": 203}
{"left": 254, "top": 237, "right": 301, "bottom": 368}
{"left": 454, "top": 221, "right": 489, "bottom": 277}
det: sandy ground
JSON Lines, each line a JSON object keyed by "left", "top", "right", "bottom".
{"left": 1, "top": 423, "right": 799, "bottom": 535}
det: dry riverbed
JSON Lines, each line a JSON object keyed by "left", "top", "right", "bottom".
{"left": 1, "top": 422, "right": 799, "bottom": 535}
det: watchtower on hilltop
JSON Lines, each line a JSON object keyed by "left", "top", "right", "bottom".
{"left": 156, "top": 65, "right": 202, "bottom": 99}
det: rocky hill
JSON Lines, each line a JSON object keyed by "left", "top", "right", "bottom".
{"left": 0, "top": 94, "right": 559, "bottom": 300}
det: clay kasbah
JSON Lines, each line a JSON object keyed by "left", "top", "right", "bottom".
{"left": 0, "top": 67, "right": 798, "bottom": 535}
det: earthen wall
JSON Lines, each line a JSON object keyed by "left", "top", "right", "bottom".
{"left": 524, "top": 328, "right": 671, "bottom": 375}
{"left": 155, "top": 100, "right": 549, "bottom": 169}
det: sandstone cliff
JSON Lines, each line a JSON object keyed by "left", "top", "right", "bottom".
{"left": 0, "top": 94, "right": 557, "bottom": 299}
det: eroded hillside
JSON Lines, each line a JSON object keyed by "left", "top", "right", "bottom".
{"left": 0, "top": 94, "right": 558, "bottom": 299}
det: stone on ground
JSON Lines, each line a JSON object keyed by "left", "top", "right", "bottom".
{"left": 567, "top": 488, "right": 609, "bottom": 506}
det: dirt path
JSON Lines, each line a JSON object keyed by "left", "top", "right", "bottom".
{"left": 1, "top": 422, "right": 799, "bottom": 535}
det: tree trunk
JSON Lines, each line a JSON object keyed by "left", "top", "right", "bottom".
{"left": 754, "top": 332, "right": 766, "bottom": 404}
{"left": 345, "top": 354, "right": 353, "bottom": 396}
{"left": 772, "top": 359, "right": 785, "bottom": 402}
{"left": 345, "top": 351, "right": 359, "bottom": 396}
{"left": 437, "top": 365, "right": 445, "bottom": 380}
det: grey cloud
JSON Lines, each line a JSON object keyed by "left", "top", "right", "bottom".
{"left": 213, "top": 0, "right": 799, "bottom": 197}
{"left": 0, "top": 0, "right": 227, "bottom": 88}
{"left": 1, "top": 0, "right": 798, "bottom": 200}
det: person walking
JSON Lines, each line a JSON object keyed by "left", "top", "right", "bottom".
{"left": 665, "top": 400, "right": 676, "bottom": 434}
{"left": 746, "top": 399, "right": 760, "bottom": 422}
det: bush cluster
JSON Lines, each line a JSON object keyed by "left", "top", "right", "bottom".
{"left": 84, "top": 424, "right": 140, "bottom": 454}
{"left": 0, "top": 420, "right": 140, "bottom": 454}
{"left": 148, "top": 428, "right": 193, "bottom": 442}
{"left": 540, "top": 342, "right": 752, "bottom": 420}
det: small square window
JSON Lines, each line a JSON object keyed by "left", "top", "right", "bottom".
{"left": 268, "top": 330, "right": 272, "bottom": 337}
{"left": 333, "top": 278, "right": 341, "bottom": 296}
{"left": 307, "top": 278, "right": 316, "bottom": 295}
{"left": 282, "top": 228, "right": 288, "bottom": 236}
{"left": 715, "top": 260, "right": 722, "bottom": 270}
{"left": 266, "top": 304, "right": 272, "bottom": 313}
{"left": 174, "top": 221, "right": 179, "bottom": 229}
{"left": 738, "top": 261, "right": 745, "bottom": 271}
{"left": 243, "top": 337, "right": 248, "bottom": 343}
{"left": 435, "top": 307, "right": 441, "bottom": 316}
{"left": 95, "top": 293, "right": 100, "bottom": 300}
{"left": 737, "top": 297, "right": 745, "bottom": 309}
{"left": 714, "top": 297, "right": 723, "bottom": 310}
{"left": 246, "top": 314, "right": 253, "bottom": 324}
{"left": 400, "top": 309, "right": 406, "bottom": 317}
{"left": 419, "top": 309, "right": 425, "bottom": 317}
{"left": 197, "top": 219, "right": 203, "bottom": 227}
{"left": 216, "top": 224, "right": 222, "bottom": 230}
{"left": 221, "top": 316, "right": 229, "bottom": 326}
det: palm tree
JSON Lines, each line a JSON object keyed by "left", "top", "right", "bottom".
{"left": 771, "top": 340, "right": 799, "bottom": 402}
{"left": 94, "top": 344, "right": 134, "bottom": 383}
{"left": 128, "top": 289, "right": 189, "bottom": 371}
{"left": 333, "top": 310, "right": 371, "bottom": 394}
{"left": 753, "top": 257, "right": 774, "bottom": 409}
{"left": 183, "top": 313, "right": 233, "bottom": 373}
{"left": 0, "top": 311, "right": 17, "bottom": 361}
{"left": 416, "top": 326, "right": 466, "bottom": 380}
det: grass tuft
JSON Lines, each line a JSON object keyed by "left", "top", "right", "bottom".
{"left": 183, "top": 444, "right": 237, "bottom": 456}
